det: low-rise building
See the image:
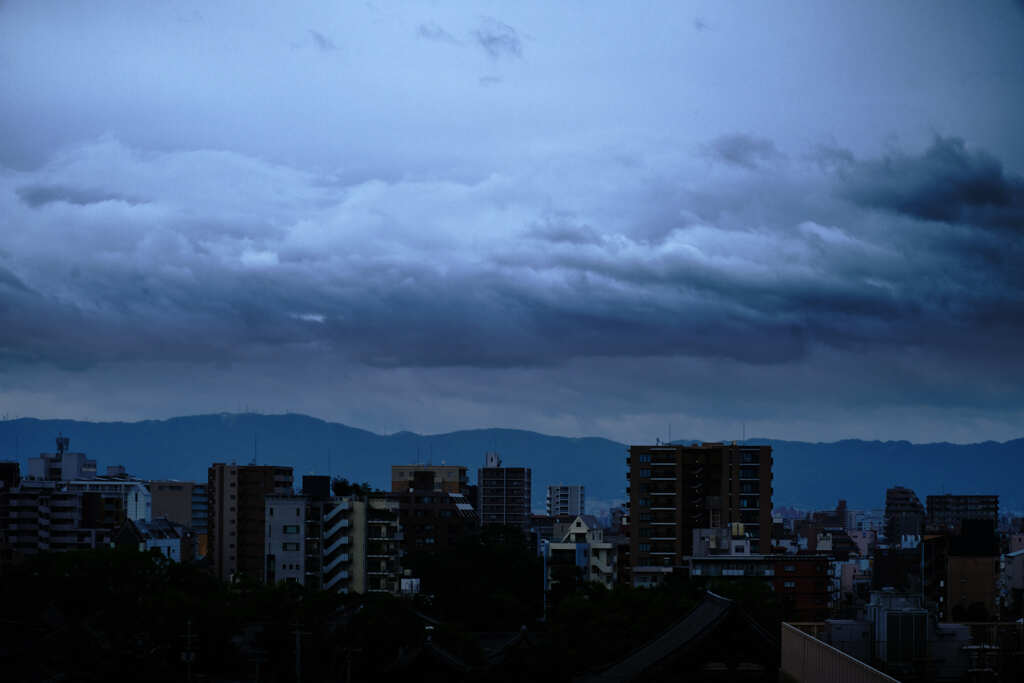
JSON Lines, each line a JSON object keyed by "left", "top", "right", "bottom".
{"left": 116, "top": 518, "right": 194, "bottom": 563}
{"left": 545, "top": 514, "right": 617, "bottom": 589}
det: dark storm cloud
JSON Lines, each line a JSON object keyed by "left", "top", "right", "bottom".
{"left": 705, "top": 134, "right": 782, "bottom": 169}
{"left": 2, "top": 136, "right": 1022, "bottom": 378}
{"left": 474, "top": 18, "right": 522, "bottom": 59}
{"left": 838, "top": 136, "right": 1024, "bottom": 231}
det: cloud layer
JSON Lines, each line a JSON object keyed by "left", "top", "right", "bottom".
{"left": 1, "top": 1, "right": 1023, "bottom": 442}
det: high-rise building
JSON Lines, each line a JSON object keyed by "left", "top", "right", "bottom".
{"left": 926, "top": 494, "right": 998, "bottom": 533}
{"left": 477, "top": 452, "right": 531, "bottom": 530}
{"left": 546, "top": 485, "right": 585, "bottom": 517}
{"left": 627, "top": 442, "right": 773, "bottom": 585}
{"left": 265, "top": 476, "right": 402, "bottom": 594}
{"left": 884, "top": 486, "right": 925, "bottom": 543}
{"left": 208, "top": 463, "right": 292, "bottom": 582}
{"left": 391, "top": 464, "right": 468, "bottom": 494}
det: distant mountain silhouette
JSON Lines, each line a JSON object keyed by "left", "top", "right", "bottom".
{"left": 0, "top": 414, "right": 1021, "bottom": 514}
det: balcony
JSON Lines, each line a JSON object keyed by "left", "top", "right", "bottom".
{"left": 650, "top": 506, "right": 677, "bottom": 511}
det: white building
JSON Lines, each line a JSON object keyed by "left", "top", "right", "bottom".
{"left": 265, "top": 488, "right": 401, "bottom": 594}
{"left": 546, "top": 485, "right": 585, "bottom": 517}
{"left": 545, "top": 514, "right": 617, "bottom": 589}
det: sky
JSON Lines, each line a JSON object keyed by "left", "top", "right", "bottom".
{"left": 1, "top": 1, "right": 1023, "bottom": 444}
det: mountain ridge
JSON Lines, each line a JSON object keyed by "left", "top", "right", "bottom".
{"left": 1, "top": 413, "right": 1021, "bottom": 514}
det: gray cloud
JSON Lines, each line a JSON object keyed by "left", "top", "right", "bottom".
{"left": 474, "top": 18, "right": 522, "bottom": 59}
{"left": 838, "top": 136, "right": 1024, "bottom": 231}
{"left": 17, "top": 184, "right": 143, "bottom": 207}
{"left": 417, "top": 22, "right": 460, "bottom": 45}
{"left": 308, "top": 29, "right": 336, "bottom": 51}
{"left": 1, "top": 2, "right": 1022, "bottom": 443}
{"left": 705, "top": 134, "right": 783, "bottom": 169}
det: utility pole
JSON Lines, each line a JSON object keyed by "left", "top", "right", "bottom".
{"left": 180, "top": 618, "right": 197, "bottom": 682}
{"left": 292, "top": 624, "right": 310, "bottom": 683}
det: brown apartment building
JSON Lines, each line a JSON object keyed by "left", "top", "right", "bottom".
{"left": 391, "top": 464, "right": 468, "bottom": 494}
{"left": 926, "top": 494, "right": 998, "bottom": 534}
{"left": 209, "top": 463, "right": 292, "bottom": 582}
{"left": 628, "top": 442, "right": 773, "bottom": 584}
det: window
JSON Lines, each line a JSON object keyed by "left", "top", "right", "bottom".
{"left": 269, "top": 508, "right": 274, "bottom": 517}
{"left": 638, "top": 498, "right": 650, "bottom": 507}
{"left": 639, "top": 469, "right": 651, "bottom": 478}
{"left": 283, "top": 525, "right": 300, "bottom": 534}
{"left": 282, "top": 542, "right": 300, "bottom": 551}
{"left": 639, "top": 543, "right": 651, "bottom": 552}
{"left": 783, "top": 581, "right": 796, "bottom": 589}
{"left": 638, "top": 454, "right": 651, "bottom": 464}
{"left": 784, "top": 565, "right": 796, "bottom": 572}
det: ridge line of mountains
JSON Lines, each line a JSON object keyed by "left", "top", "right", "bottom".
{"left": 1, "top": 413, "right": 1021, "bottom": 515}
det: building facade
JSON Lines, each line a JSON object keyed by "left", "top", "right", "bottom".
{"left": 926, "top": 494, "right": 999, "bottom": 533}
{"left": 208, "top": 463, "right": 293, "bottom": 582}
{"left": 884, "top": 486, "right": 924, "bottom": 543}
{"left": 265, "top": 476, "right": 402, "bottom": 594}
{"left": 389, "top": 470, "right": 478, "bottom": 557}
{"left": 391, "top": 464, "right": 468, "bottom": 494}
{"left": 627, "top": 442, "right": 773, "bottom": 585}
{"left": 544, "top": 514, "right": 617, "bottom": 589}
{"left": 477, "top": 452, "right": 531, "bottom": 530}
{"left": 546, "top": 485, "right": 585, "bottom": 517}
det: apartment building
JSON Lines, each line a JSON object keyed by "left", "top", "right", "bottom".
{"left": 884, "top": 486, "right": 925, "bottom": 543}
{"left": 477, "top": 452, "right": 531, "bottom": 530}
{"left": 265, "top": 476, "right": 402, "bottom": 594}
{"left": 627, "top": 442, "right": 773, "bottom": 585}
{"left": 0, "top": 478, "right": 148, "bottom": 557}
{"left": 208, "top": 463, "right": 293, "bottom": 582}
{"left": 546, "top": 485, "right": 585, "bottom": 517}
{"left": 926, "top": 494, "right": 999, "bottom": 533}
{"left": 391, "top": 464, "right": 468, "bottom": 494}
{"left": 389, "top": 470, "right": 478, "bottom": 556}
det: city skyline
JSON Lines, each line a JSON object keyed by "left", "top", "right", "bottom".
{"left": 2, "top": 2, "right": 1024, "bottom": 444}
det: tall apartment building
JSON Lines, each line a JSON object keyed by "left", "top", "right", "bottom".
{"left": 926, "top": 494, "right": 999, "bottom": 533}
{"left": 391, "top": 464, "right": 468, "bottom": 494}
{"left": 477, "top": 452, "right": 531, "bottom": 530}
{"left": 884, "top": 486, "right": 925, "bottom": 543}
{"left": 208, "top": 463, "right": 292, "bottom": 582}
{"left": 627, "top": 442, "right": 773, "bottom": 585}
{"left": 265, "top": 475, "right": 402, "bottom": 594}
{"left": 546, "top": 485, "right": 585, "bottom": 517}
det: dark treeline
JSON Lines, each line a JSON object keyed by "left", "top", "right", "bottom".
{"left": 1, "top": 529, "right": 780, "bottom": 682}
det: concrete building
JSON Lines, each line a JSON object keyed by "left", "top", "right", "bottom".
{"left": 25, "top": 435, "right": 97, "bottom": 481}
{"left": 477, "top": 452, "right": 531, "bottom": 531}
{"left": 628, "top": 442, "right": 773, "bottom": 586}
{"left": 65, "top": 477, "right": 151, "bottom": 523}
{"left": 208, "top": 463, "right": 293, "bottom": 582}
{"left": 544, "top": 514, "right": 617, "bottom": 589}
{"left": 0, "top": 461, "right": 20, "bottom": 491}
{"left": 546, "top": 485, "right": 585, "bottom": 517}
{"left": 389, "top": 470, "right": 478, "bottom": 556}
{"left": 884, "top": 487, "right": 924, "bottom": 544}
{"left": 265, "top": 476, "right": 402, "bottom": 594}
{"left": 391, "top": 464, "right": 468, "bottom": 494}
{"left": 926, "top": 494, "right": 999, "bottom": 533}
{"left": 687, "top": 553, "right": 831, "bottom": 621}
{"left": 0, "top": 479, "right": 138, "bottom": 557}
{"left": 148, "top": 480, "right": 209, "bottom": 555}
